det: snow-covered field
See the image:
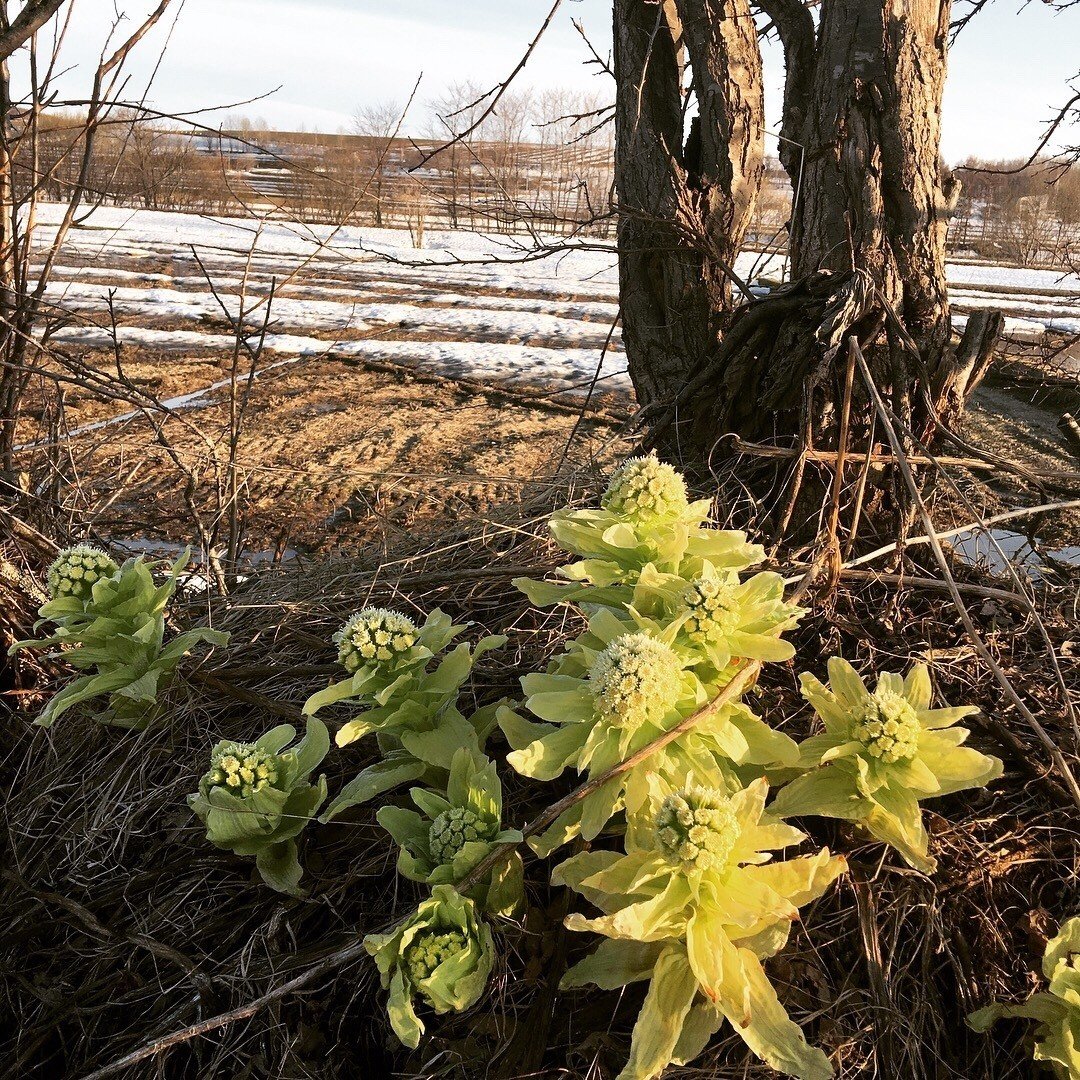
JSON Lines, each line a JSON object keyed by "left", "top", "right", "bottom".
{"left": 18, "top": 203, "right": 1078, "bottom": 552}
{"left": 33, "top": 202, "right": 1080, "bottom": 407}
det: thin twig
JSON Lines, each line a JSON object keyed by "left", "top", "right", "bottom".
{"left": 851, "top": 340, "right": 1080, "bottom": 809}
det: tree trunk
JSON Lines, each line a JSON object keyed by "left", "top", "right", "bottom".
{"left": 617, "top": 0, "right": 998, "bottom": 539}
{"left": 614, "top": 0, "right": 764, "bottom": 412}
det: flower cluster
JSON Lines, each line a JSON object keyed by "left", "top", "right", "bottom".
{"left": 429, "top": 807, "right": 497, "bottom": 864}
{"left": 682, "top": 575, "right": 740, "bottom": 645}
{"left": 852, "top": 689, "right": 920, "bottom": 763}
{"left": 589, "top": 632, "right": 684, "bottom": 731}
{"left": 405, "top": 929, "right": 469, "bottom": 988}
{"left": 335, "top": 607, "right": 418, "bottom": 672}
{"left": 601, "top": 453, "right": 690, "bottom": 523}
{"left": 46, "top": 544, "right": 118, "bottom": 603}
{"left": 655, "top": 785, "right": 740, "bottom": 874}
{"left": 206, "top": 741, "right": 280, "bottom": 798}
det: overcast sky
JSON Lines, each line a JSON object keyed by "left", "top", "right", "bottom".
{"left": 48, "top": 0, "right": 1080, "bottom": 163}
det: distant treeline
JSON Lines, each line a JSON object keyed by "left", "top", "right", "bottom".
{"left": 20, "top": 102, "right": 1080, "bottom": 265}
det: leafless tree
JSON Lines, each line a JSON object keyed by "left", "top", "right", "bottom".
{"left": 353, "top": 98, "right": 401, "bottom": 226}
{"left": 0, "top": 0, "right": 175, "bottom": 479}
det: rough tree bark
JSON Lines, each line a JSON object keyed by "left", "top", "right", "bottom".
{"left": 616, "top": 0, "right": 1001, "bottom": 537}
{"left": 614, "top": 0, "right": 764, "bottom": 413}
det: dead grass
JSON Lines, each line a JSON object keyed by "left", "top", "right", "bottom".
{"left": 1, "top": 473, "right": 1078, "bottom": 1079}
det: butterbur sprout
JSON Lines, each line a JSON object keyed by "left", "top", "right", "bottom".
{"left": 969, "top": 916, "right": 1080, "bottom": 1078}
{"left": 302, "top": 607, "right": 493, "bottom": 760}
{"left": 677, "top": 566, "right": 802, "bottom": 673}
{"left": 589, "top": 632, "right": 684, "bottom": 733}
{"left": 335, "top": 607, "right": 418, "bottom": 673}
{"left": 189, "top": 719, "right": 329, "bottom": 896}
{"left": 11, "top": 550, "right": 228, "bottom": 729}
{"left": 376, "top": 748, "right": 524, "bottom": 915}
{"left": 771, "top": 658, "right": 1003, "bottom": 873}
{"left": 553, "top": 778, "right": 846, "bottom": 1080}
{"left": 601, "top": 453, "right": 690, "bottom": 524}
{"left": 364, "top": 885, "right": 494, "bottom": 1049}
{"left": 46, "top": 544, "right": 118, "bottom": 603}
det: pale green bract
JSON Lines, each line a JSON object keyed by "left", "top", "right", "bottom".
{"left": 553, "top": 777, "right": 846, "bottom": 1080}
{"left": 499, "top": 606, "right": 799, "bottom": 856}
{"left": 513, "top": 455, "right": 763, "bottom": 610}
{"left": 364, "top": 884, "right": 494, "bottom": 1049}
{"left": 9, "top": 550, "right": 228, "bottom": 729}
{"left": 188, "top": 718, "right": 330, "bottom": 896}
{"left": 969, "top": 916, "right": 1080, "bottom": 1078}
{"left": 770, "top": 658, "right": 1002, "bottom": 873}
{"left": 376, "top": 748, "right": 524, "bottom": 916}
{"left": 304, "top": 607, "right": 507, "bottom": 816}
{"left": 46, "top": 544, "right": 118, "bottom": 605}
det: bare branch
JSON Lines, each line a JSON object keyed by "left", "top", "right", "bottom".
{"left": 0, "top": 0, "right": 67, "bottom": 63}
{"left": 411, "top": 0, "right": 564, "bottom": 169}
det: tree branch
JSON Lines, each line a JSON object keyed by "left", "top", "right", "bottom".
{"left": 0, "top": 0, "right": 67, "bottom": 63}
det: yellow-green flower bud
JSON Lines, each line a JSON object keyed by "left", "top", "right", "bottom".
{"left": 601, "top": 455, "right": 690, "bottom": 523}
{"left": 428, "top": 806, "right": 497, "bottom": 865}
{"left": 656, "top": 786, "right": 740, "bottom": 873}
{"left": 590, "top": 633, "right": 683, "bottom": 731}
{"left": 47, "top": 544, "right": 118, "bottom": 602}
{"left": 404, "top": 929, "right": 468, "bottom": 990}
{"left": 853, "top": 690, "right": 920, "bottom": 763}
{"left": 683, "top": 576, "right": 740, "bottom": 644}
{"left": 206, "top": 740, "right": 280, "bottom": 798}
{"left": 334, "top": 607, "right": 418, "bottom": 673}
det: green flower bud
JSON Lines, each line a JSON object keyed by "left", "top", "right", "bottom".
{"left": 428, "top": 806, "right": 498, "bottom": 865}
{"left": 590, "top": 632, "right": 683, "bottom": 731}
{"left": 404, "top": 929, "right": 469, "bottom": 993}
{"left": 601, "top": 455, "right": 690, "bottom": 523}
{"left": 683, "top": 576, "right": 740, "bottom": 644}
{"left": 205, "top": 740, "right": 281, "bottom": 798}
{"left": 655, "top": 785, "right": 740, "bottom": 874}
{"left": 46, "top": 544, "right": 118, "bottom": 602}
{"left": 853, "top": 690, "right": 920, "bottom": 763}
{"left": 334, "top": 607, "right": 418, "bottom": 673}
